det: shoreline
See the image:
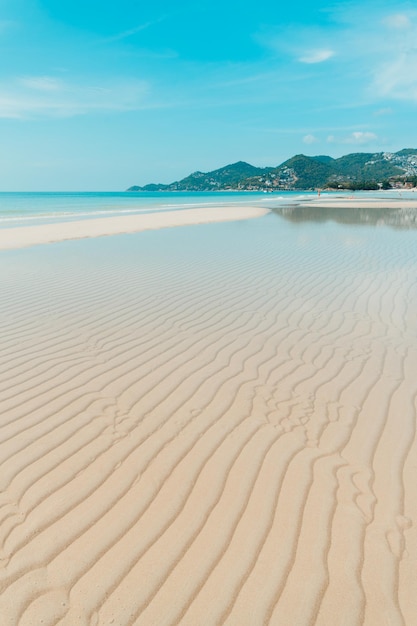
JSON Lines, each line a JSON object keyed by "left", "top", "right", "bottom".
{"left": 0, "top": 205, "right": 269, "bottom": 250}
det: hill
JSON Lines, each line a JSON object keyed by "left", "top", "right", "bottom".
{"left": 128, "top": 161, "right": 271, "bottom": 192}
{"left": 127, "top": 149, "right": 417, "bottom": 191}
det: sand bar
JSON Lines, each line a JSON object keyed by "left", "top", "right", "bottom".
{"left": 0, "top": 205, "right": 269, "bottom": 250}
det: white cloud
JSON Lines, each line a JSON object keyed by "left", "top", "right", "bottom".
{"left": 346, "top": 131, "right": 378, "bottom": 144}
{"left": 260, "top": 5, "right": 417, "bottom": 105}
{"left": 299, "top": 49, "right": 335, "bottom": 64}
{"left": 327, "top": 131, "right": 378, "bottom": 145}
{"left": 303, "top": 134, "right": 319, "bottom": 144}
{"left": 382, "top": 13, "right": 412, "bottom": 29}
{"left": 0, "top": 76, "right": 150, "bottom": 119}
{"left": 307, "top": 6, "right": 417, "bottom": 105}
{"left": 18, "top": 76, "right": 64, "bottom": 91}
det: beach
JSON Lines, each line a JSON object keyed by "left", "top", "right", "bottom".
{"left": 1, "top": 195, "right": 417, "bottom": 625}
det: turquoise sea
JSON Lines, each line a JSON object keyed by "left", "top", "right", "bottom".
{"left": 0, "top": 190, "right": 311, "bottom": 229}
{"left": 0, "top": 189, "right": 415, "bottom": 230}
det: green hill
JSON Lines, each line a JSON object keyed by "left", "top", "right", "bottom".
{"left": 396, "top": 149, "right": 417, "bottom": 157}
{"left": 332, "top": 153, "right": 403, "bottom": 181}
{"left": 274, "top": 154, "right": 335, "bottom": 188}
{"left": 127, "top": 149, "right": 417, "bottom": 191}
{"left": 129, "top": 161, "right": 270, "bottom": 192}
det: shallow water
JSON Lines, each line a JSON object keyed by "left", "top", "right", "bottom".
{"left": 0, "top": 190, "right": 306, "bottom": 228}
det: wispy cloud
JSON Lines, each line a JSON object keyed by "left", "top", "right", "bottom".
{"left": 373, "top": 107, "right": 393, "bottom": 116}
{"left": 255, "top": 124, "right": 371, "bottom": 135}
{"left": 18, "top": 76, "right": 64, "bottom": 91}
{"left": 103, "top": 16, "right": 168, "bottom": 43}
{"left": 256, "top": 26, "right": 338, "bottom": 66}
{"left": 324, "top": 6, "right": 417, "bottom": 103}
{"left": 367, "top": 8, "right": 417, "bottom": 103}
{"left": 256, "top": 4, "right": 417, "bottom": 106}
{"left": 382, "top": 13, "right": 412, "bottom": 29}
{"left": 299, "top": 49, "right": 335, "bottom": 64}
{"left": 372, "top": 51, "right": 417, "bottom": 102}
{"left": 0, "top": 76, "right": 151, "bottom": 119}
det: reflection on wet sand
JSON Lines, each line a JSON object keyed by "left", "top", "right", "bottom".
{"left": 273, "top": 202, "right": 417, "bottom": 230}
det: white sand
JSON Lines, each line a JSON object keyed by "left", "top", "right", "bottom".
{"left": 0, "top": 206, "right": 269, "bottom": 250}
{"left": 1, "top": 198, "right": 417, "bottom": 624}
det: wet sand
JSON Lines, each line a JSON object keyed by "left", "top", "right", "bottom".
{"left": 305, "top": 196, "right": 417, "bottom": 209}
{"left": 0, "top": 202, "right": 417, "bottom": 625}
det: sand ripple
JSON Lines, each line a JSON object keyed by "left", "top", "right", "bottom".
{"left": 0, "top": 216, "right": 416, "bottom": 625}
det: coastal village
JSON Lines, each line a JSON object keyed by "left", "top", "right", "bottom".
{"left": 242, "top": 152, "right": 417, "bottom": 191}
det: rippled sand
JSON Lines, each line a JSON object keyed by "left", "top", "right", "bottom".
{"left": 0, "top": 207, "right": 416, "bottom": 625}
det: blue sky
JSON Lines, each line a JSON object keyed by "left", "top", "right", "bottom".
{"left": 1, "top": 0, "right": 417, "bottom": 190}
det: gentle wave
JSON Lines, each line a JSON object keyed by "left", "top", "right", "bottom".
{"left": 0, "top": 207, "right": 177, "bottom": 224}
{"left": 0, "top": 191, "right": 313, "bottom": 227}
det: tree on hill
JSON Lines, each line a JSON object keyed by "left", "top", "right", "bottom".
{"left": 311, "top": 155, "right": 335, "bottom": 164}
{"left": 277, "top": 154, "right": 334, "bottom": 188}
{"left": 334, "top": 153, "right": 402, "bottom": 179}
{"left": 395, "top": 149, "right": 417, "bottom": 157}
{"left": 325, "top": 180, "right": 380, "bottom": 190}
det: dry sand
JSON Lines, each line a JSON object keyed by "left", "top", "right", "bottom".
{"left": 0, "top": 206, "right": 269, "bottom": 250}
{"left": 0, "top": 200, "right": 417, "bottom": 625}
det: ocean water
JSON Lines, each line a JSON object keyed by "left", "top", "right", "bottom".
{"left": 0, "top": 190, "right": 314, "bottom": 229}
{"left": 1, "top": 189, "right": 415, "bottom": 230}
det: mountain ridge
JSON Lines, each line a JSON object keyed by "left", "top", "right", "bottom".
{"left": 128, "top": 149, "right": 417, "bottom": 191}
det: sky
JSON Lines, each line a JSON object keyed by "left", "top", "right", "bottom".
{"left": 1, "top": 0, "right": 417, "bottom": 190}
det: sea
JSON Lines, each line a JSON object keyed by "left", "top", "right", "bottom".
{"left": 0, "top": 189, "right": 415, "bottom": 229}
{"left": 0, "top": 191, "right": 301, "bottom": 229}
